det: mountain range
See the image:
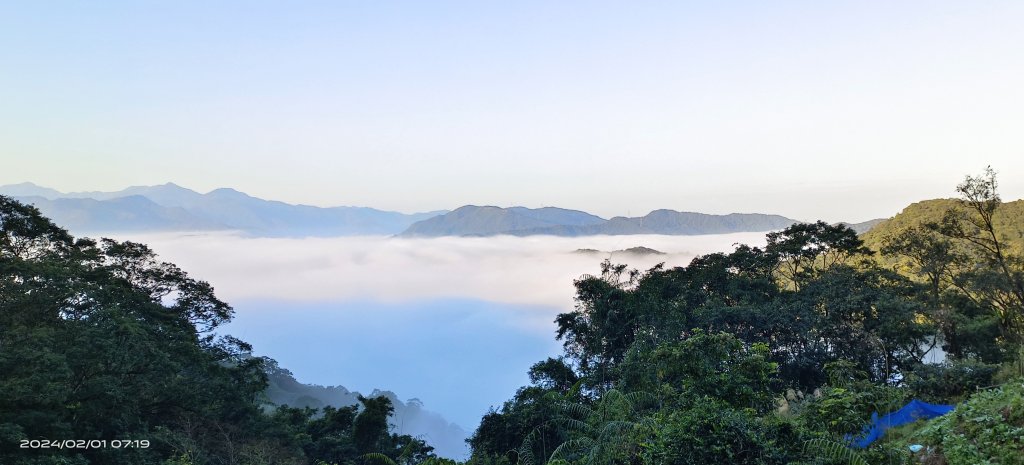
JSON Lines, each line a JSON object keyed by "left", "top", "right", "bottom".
{"left": 399, "top": 205, "right": 801, "bottom": 237}
{"left": 2, "top": 182, "right": 882, "bottom": 237}
{"left": 1, "top": 182, "right": 444, "bottom": 236}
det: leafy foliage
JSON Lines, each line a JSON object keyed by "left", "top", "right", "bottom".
{"left": 918, "top": 381, "right": 1024, "bottom": 465}
{"left": 802, "top": 439, "right": 869, "bottom": 465}
{"left": 0, "top": 196, "right": 442, "bottom": 465}
{"left": 643, "top": 401, "right": 804, "bottom": 465}
{"left": 470, "top": 169, "right": 1024, "bottom": 465}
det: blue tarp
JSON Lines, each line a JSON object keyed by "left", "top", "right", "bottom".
{"left": 848, "top": 399, "right": 955, "bottom": 448}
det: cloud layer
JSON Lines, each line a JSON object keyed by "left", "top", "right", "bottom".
{"left": 111, "top": 231, "right": 770, "bottom": 314}
{"left": 104, "top": 231, "right": 770, "bottom": 428}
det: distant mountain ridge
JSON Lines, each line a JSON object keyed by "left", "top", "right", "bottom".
{"left": 2, "top": 182, "right": 809, "bottom": 237}
{"left": 11, "top": 195, "right": 229, "bottom": 232}
{"left": 0, "top": 182, "right": 445, "bottom": 237}
{"left": 837, "top": 218, "right": 887, "bottom": 234}
{"left": 400, "top": 206, "right": 800, "bottom": 237}
{"left": 400, "top": 205, "right": 606, "bottom": 237}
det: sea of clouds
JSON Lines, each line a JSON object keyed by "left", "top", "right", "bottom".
{"left": 111, "top": 231, "right": 769, "bottom": 314}
{"left": 103, "top": 231, "right": 771, "bottom": 429}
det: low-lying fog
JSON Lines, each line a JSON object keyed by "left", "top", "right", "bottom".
{"left": 107, "top": 232, "right": 769, "bottom": 430}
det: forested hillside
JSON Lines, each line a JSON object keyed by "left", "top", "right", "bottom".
{"left": 0, "top": 197, "right": 452, "bottom": 465}
{"left": 466, "top": 169, "right": 1024, "bottom": 465}
{"left": 862, "top": 197, "right": 1024, "bottom": 256}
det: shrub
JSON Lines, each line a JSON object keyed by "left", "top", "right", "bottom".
{"left": 908, "top": 360, "right": 999, "bottom": 403}
{"left": 919, "top": 380, "right": 1024, "bottom": 465}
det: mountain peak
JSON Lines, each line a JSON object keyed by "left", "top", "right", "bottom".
{"left": 400, "top": 205, "right": 606, "bottom": 237}
{"left": 206, "top": 187, "right": 251, "bottom": 199}
{"left": 0, "top": 182, "right": 66, "bottom": 199}
{"left": 123, "top": 182, "right": 197, "bottom": 193}
{"left": 157, "top": 182, "right": 189, "bottom": 190}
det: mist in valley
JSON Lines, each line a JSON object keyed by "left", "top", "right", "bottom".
{"left": 98, "top": 231, "right": 768, "bottom": 458}
{"left": 112, "top": 232, "right": 769, "bottom": 311}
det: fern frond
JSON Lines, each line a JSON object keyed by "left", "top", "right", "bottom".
{"left": 563, "top": 418, "right": 590, "bottom": 432}
{"left": 803, "top": 439, "right": 869, "bottom": 465}
{"left": 548, "top": 437, "right": 596, "bottom": 463}
{"left": 359, "top": 452, "right": 398, "bottom": 465}
{"left": 596, "top": 420, "right": 636, "bottom": 438}
{"left": 560, "top": 402, "right": 593, "bottom": 419}
{"left": 621, "top": 391, "right": 657, "bottom": 409}
{"left": 517, "top": 429, "right": 538, "bottom": 465}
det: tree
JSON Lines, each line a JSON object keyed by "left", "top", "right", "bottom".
{"left": 555, "top": 261, "right": 647, "bottom": 391}
{"left": 934, "top": 166, "right": 1024, "bottom": 339}
{"left": 642, "top": 401, "right": 804, "bottom": 465}
{"left": 879, "top": 224, "right": 1009, "bottom": 361}
{"left": 791, "top": 265, "right": 932, "bottom": 384}
{"left": 468, "top": 383, "right": 575, "bottom": 464}
{"left": 1, "top": 196, "right": 447, "bottom": 465}
{"left": 1, "top": 195, "right": 284, "bottom": 464}
{"left": 539, "top": 390, "right": 655, "bottom": 465}
{"left": 529, "top": 358, "right": 580, "bottom": 394}
{"left": 619, "top": 331, "right": 781, "bottom": 414}
{"left": 354, "top": 395, "right": 395, "bottom": 455}
{"left": 765, "top": 221, "right": 874, "bottom": 290}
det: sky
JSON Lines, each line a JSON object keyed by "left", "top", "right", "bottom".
{"left": 2, "top": 1, "right": 1024, "bottom": 222}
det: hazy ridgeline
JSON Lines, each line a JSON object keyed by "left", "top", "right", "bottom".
{"left": 0, "top": 183, "right": 804, "bottom": 239}
{"left": 261, "top": 358, "right": 472, "bottom": 460}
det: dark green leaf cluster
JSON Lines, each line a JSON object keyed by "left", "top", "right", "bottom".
{"left": 917, "top": 381, "right": 1024, "bottom": 465}
{"left": 469, "top": 168, "right": 1024, "bottom": 465}
{"left": 0, "top": 196, "right": 442, "bottom": 465}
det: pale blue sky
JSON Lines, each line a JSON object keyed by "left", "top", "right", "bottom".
{"left": 2, "top": 1, "right": 1023, "bottom": 221}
